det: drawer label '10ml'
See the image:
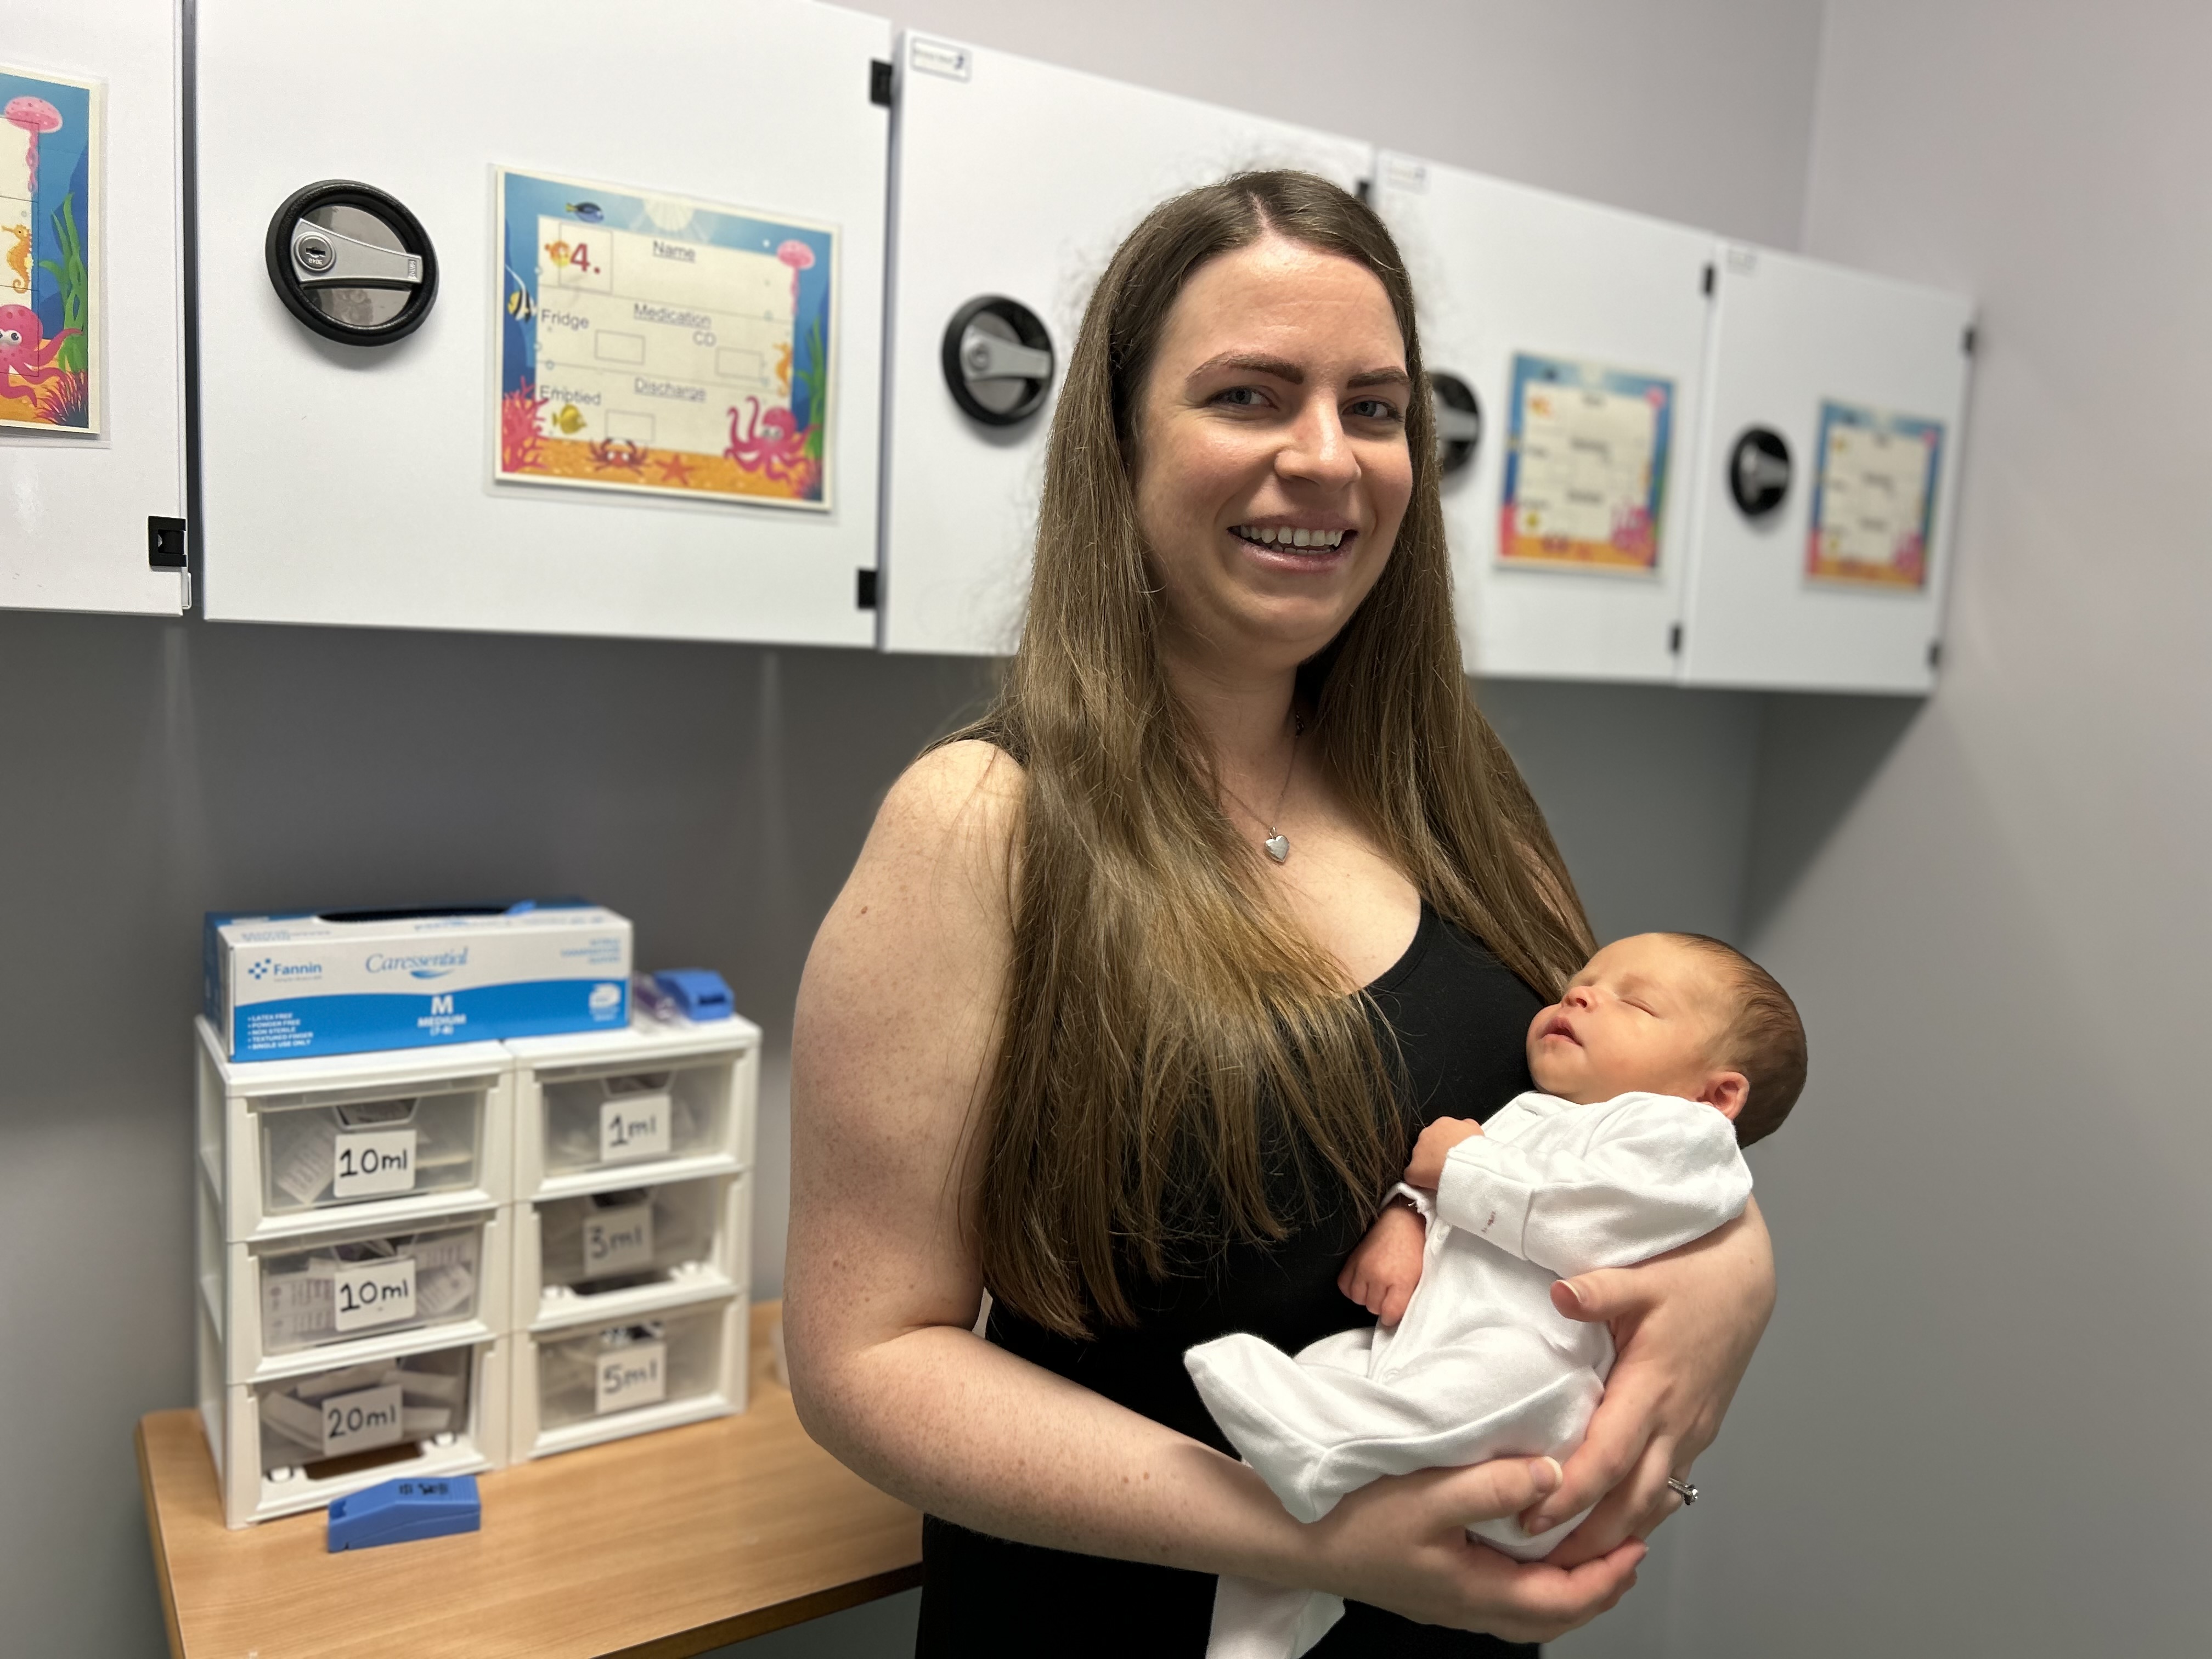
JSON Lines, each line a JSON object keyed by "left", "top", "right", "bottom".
{"left": 332, "top": 1255, "right": 417, "bottom": 1333}
{"left": 321, "top": 1383, "right": 407, "bottom": 1457}
{"left": 595, "top": 1341, "right": 667, "bottom": 1414}
{"left": 331, "top": 1127, "right": 418, "bottom": 1198}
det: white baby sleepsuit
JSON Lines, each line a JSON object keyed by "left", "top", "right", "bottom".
{"left": 1184, "top": 1089, "right": 1754, "bottom": 1659}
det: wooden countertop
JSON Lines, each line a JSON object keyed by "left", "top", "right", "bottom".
{"left": 137, "top": 1302, "right": 922, "bottom": 1658}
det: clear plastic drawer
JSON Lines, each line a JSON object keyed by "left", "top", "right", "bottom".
{"left": 539, "top": 1061, "right": 731, "bottom": 1178}
{"left": 534, "top": 1306, "right": 726, "bottom": 1431}
{"left": 537, "top": 1181, "right": 719, "bottom": 1299}
{"left": 257, "top": 1216, "right": 487, "bottom": 1355}
{"left": 255, "top": 1344, "right": 475, "bottom": 1479}
{"left": 257, "top": 1084, "right": 483, "bottom": 1217}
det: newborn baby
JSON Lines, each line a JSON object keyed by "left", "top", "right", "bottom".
{"left": 1186, "top": 932, "right": 1805, "bottom": 1659}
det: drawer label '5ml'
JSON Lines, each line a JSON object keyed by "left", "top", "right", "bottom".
{"left": 595, "top": 1341, "right": 667, "bottom": 1414}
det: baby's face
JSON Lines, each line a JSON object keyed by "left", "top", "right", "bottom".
{"left": 1526, "top": 934, "right": 1735, "bottom": 1107}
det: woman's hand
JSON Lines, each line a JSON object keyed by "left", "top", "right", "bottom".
{"left": 1297, "top": 1456, "right": 1646, "bottom": 1644}
{"left": 1523, "top": 1199, "right": 1776, "bottom": 1562}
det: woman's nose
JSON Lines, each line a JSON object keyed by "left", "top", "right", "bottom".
{"left": 1277, "top": 399, "right": 1359, "bottom": 488}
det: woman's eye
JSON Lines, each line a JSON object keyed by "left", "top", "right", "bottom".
{"left": 1347, "top": 398, "right": 1402, "bottom": 422}
{"left": 1213, "top": 385, "right": 1267, "bottom": 408}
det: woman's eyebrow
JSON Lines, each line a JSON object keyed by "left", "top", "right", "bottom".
{"left": 1184, "top": 353, "right": 1413, "bottom": 390}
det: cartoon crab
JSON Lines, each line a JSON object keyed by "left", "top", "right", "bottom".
{"left": 585, "top": 437, "right": 648, "bottom": 473}
{"left": 0, "top": 303, "right": 76, "bottom": 391}
{"left": 724, "top": 397, "right": 810, "bottom": 482}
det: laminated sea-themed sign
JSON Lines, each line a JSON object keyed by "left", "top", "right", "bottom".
{"left": 1499, "top": 353, "right": 1674, "bottom": 574}
{"left": 494, "top": 167, "right": 836, "bottom": 510}
{"left": 0, "top": 63, "right": 99, "bottom": 433}
{"left": 1805, "top": 400, "right": 1943, "bottom": 590}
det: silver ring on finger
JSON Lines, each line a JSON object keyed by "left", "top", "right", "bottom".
{"left": 1666, "top": 1476, "right": 1700, "bottom": 1506}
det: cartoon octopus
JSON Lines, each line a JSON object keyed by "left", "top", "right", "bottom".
{"left": 0, "top": 304, "right": 75, "bottom": 391}
{"left": 724, "top": 397, "right": 810, "bottom": 483}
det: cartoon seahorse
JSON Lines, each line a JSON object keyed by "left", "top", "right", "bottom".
{"left": 3, "top": 222, "right": 29, "bottom": 295}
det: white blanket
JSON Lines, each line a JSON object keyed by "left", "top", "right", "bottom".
{"left": 1184, "top": 1089, "right": 1753, "bottom": 1659}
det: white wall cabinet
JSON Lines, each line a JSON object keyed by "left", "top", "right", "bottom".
{"left": 1678, "top": 245, "right": 1974, "bottom": 693}
{"left": 194, "top": 0, "right": 890, "bottom": 646}
{"left": 879, "top": 33, "right": 1373, "bottom": 657}
{"left": 1374, "top": 153, "right": 1717, "bottom": 685}
{"left": 0, "top": 0, "right": 187, "bottom": 616}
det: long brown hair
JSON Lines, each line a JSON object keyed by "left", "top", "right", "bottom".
{"left": 953, "top": 171, "right": 1592, "bottom": 1336}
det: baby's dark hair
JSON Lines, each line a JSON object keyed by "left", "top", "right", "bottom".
{"left": 1665, "top": 935, "right": 1806, "bottom": 1147}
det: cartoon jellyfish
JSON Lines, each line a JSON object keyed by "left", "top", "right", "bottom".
{"left": 4, "top": 98, "right": 62, "bottom": 196}
{"left": 776, "top": 239, "right": 814, "bottom": 308}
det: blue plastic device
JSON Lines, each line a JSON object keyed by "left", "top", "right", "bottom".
{"left": 652, "top": 968, "right": 734, "bottom": 1022}
{"left": 326, "top": 1475, "right": 481, "bottom": 1552}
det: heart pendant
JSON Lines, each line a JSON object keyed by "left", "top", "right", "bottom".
{"left": 1264, "top": 833, "right": 1290, "bottom": 864}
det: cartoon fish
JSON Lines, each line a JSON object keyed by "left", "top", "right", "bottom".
{"left": 565, "top": 201, "right": 604, "bottom": 222}
{"left": 550, "top": 403, "right": 585, "bottom": 435}
{"left": 506, "top": 286, "right": 535, "bottom": 322}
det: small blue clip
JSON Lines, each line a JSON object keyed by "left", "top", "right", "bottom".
{"left": 652, "top": 969, "right": 734, "bottom": 1022}
{"left": 326, "top": 1475, "right": 481, "bottom": 1552}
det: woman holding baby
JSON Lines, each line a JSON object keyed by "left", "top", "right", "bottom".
{"left": 785, "top": 172, "right": 1776, "bottom": 1655}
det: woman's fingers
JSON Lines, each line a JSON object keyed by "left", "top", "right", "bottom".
{"left": 1543, "top": 1432, "right": 1683, "bottom": 1564}
{"left": 1422, "top": 1454, "right": 1562, "bottom": 1528}
{"left": 1521, "top": 1365, "right": 1657, "bottom": 1538}
{"left": 1550, "top": 1266, "right": 1654, "bottom": 1324}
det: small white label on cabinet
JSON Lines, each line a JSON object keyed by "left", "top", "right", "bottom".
{"left": 331, "top": 1255, "right": 417, "bottom": 1333}
{"left": 582, "top": 1204, "right": 655, "bottom": 1277}
{"left": 595, "top": 1340, "right": 667, "bottom": 1414}
{"left": 331, "top": 1127, "right": 417, "bottom": 1198}
{"left": 600, "top": 1097, "right": 669, "bottom": 1163}
{"left": 321, "top": 1383, "right": 407, "bottom": 1457}
{"left": 909, "top": 36, "right": 972, "bottom": 81}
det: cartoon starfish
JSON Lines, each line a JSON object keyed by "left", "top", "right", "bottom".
{"left": 652, "top": 452, "right": 697, "bottom": 487}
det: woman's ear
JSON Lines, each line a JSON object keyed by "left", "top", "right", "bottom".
{"left": 1699, "top": 1070, "right": 1751, "bottom": 1120}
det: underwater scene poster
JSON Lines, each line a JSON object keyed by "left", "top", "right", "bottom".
{"left": 0, "top": 64, "right": 99, "bottom": 433}
{"left": 1805, "top": 399, "right": 1942, "bottom": 590}
{"left": 1498, "top": 352, "right": 1672, "bottom": 574}
{"left": 495, "top": 167, "right": 837, "bottom": 510}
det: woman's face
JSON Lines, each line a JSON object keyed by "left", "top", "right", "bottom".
{"left": 1132, "top": 235, "right": 1414, "bottom": 677}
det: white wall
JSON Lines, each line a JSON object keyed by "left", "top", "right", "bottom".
{"left": 0, "top": 4, "right": 1827, "bottom": 1653}
{"left": 1599, "top": 3, "right": 2212, "bottom": 1652}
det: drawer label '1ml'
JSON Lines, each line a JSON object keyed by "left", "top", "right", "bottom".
{"left": 600, "top": 1097, "right": 670, "bottom": 1163}
{"left": 321, "top": 1383, "right": 407, "bottom": 1457}
{"left": 595, "top": 1341, "right": 667, "bottom": 1415}
{"left": 332, "top": 1255, "right": 417, "bottom": 1333}
{"left": 582, "top": 1204, "right": 655, "bottom": 1277}
{"left": 331, "top": 1127, "right": 418, "bottom": 1198}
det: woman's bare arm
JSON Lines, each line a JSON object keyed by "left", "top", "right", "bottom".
{"left": 785, "top": 742, "right": 1646, "bottom": 1640}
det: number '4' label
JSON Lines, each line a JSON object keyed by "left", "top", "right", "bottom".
{"left": 332, "top": 1255, "right": 417, "bottom": 1333}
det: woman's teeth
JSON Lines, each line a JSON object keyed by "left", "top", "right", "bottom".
{"left": 1233, "top": 526, "right": 1347, "bottom": 550}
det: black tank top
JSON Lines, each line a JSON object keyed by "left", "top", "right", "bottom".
{"left": 917, "top": 905, "right": 1547, "bottom": 1658}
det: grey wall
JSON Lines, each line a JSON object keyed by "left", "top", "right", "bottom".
{"left": 0, "top": 3, "right": 1829, "bottom": 1652}
{"left": 1573, "top": 2, "right": 2212, "bottom": 1654}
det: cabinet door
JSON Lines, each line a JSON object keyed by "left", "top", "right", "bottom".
{"left": 0, "top": 0, "right": 185, "bottom": 615}
{"left": 1375, "top": 154, "right": 1714, "bottom": 684}
{"left": 879, "top": 35, "right": 1372, "bottom": 656}
{"left": 1679, "top": 245, "right": 1973, "bottom": 693}
{"left": 195, "top": 0, "right": 890, "bottom": 645}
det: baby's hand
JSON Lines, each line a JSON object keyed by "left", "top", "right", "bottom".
{"left": 1337, "top": 1199, "right": 1427, "bottom": 1327}
{"left": 1404, "top": 1116, "right": 1485, "bottom": 1189}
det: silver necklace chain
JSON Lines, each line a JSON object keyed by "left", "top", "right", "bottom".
{"left": 1217, "top": 715, "right": 1302, "bottom": 864}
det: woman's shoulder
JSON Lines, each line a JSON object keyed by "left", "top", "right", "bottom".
{"left": 878, "top": 738, "right": 1025, "bottom": 848}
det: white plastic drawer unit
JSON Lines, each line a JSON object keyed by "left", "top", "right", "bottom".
{"left": 198, "top": 1175, "right": 509, "bottom": 1381}
{"left": 257, "top": 1346, "right": 475, "bottom": 1477}
{"left": 514, "top": 1296, "right": 745, "bottom": 1460}
{"left": 199, "top": 1304, "right": 506, "bottom": 1527}
{"left": 520, "top": 1173, "right": 750, "bottom": 1329}
{"left": 196, "top": 1017, "right": 512, "bottom": 1241}
{"left": 511, "top": 1015, "right": 759, "bottom": 1199}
